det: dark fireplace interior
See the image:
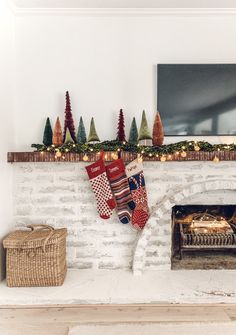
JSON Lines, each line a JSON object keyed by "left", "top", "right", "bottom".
{"left": 171, "top": 205, "right": 236, "bottom": 270}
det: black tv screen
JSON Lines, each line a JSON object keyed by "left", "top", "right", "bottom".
{"left": 157, "top": 64, "right": 236, "bottom": 136}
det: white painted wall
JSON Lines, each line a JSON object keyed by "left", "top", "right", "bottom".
{"left": 14, "top": 11, "right": 236, "bottom": 150}
{"left": 0, "top": 0, "right": 15, "bottom": 279}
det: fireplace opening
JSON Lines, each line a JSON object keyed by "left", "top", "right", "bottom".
{"left": 171, "top": 205, "right": 236, "bottom": 270}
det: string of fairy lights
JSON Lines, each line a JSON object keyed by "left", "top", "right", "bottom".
{"left": 31, "top": 140, "right": 236, "bottom": 162}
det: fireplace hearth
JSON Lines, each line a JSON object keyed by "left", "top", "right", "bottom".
{"left": 10, "top": 160, "right": 236, "bottom": 274}
{"left": 172, "top": 205, "right": 236, "bottom": 270}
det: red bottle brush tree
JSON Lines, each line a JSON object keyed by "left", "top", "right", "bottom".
{"left": 152, "top": 111, "right": 164, "bottom": 146}
{"left": 63, "top": 91, "right": 76, "bottom": 143}
{"left": 116, "top": 109, "right": 126, "bottom": 142}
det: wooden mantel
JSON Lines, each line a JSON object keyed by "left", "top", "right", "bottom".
{"left": 7, "top": 151, "right": 236, "bottom": 163}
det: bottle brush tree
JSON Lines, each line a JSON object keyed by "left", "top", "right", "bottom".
{"left": 43, "top": 117, "right": 53, "bottom": 146}
{"left": 152, "top": 111, "right": 164, "bottom": 146}
{"left": 53, "top": 117, "right": 63, "bottom": 146}
{"left": 128, "top": 117, "right": 138, "bottom": 144}
{"left": 77, "top": 116, "right": 87, "bottom": 144}
{"left": 116, "top": 109, "right": 126, "bottom": 142}
{"left": 88, "top": 117, "right": 100, "bottom": 143}
{"left": 138, "top": 110, "right": 152, "bottom": 145}
{"left": 64, "top": 127, "right": 75, "bottom": 144}
{"left": 63, "top": 91, "right": 76, "bottom": 143}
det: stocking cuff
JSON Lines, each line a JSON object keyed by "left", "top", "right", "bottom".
{"left": 125, "top": 159, "right": 143, "bottom": 178}
{"left": 106, "top": 159, "right": 125, "bottom": 179}
{"left": 86, "top": 159, "right": 106, "bottom": 179}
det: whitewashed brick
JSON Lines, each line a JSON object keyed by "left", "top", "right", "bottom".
{"left": 11, "top": 161, "right": 236, "bottom": 273}
{"left": 38, "top": 185, "right": 76, "bottom": 193}
{"left": 14, "top": 206, "right": 32, "bottom": 216}
{"left": 32, "top": 206, "right": 76, "bottom": 216}
{"left": 35, "top": 175, "right": 54, "bottom": 183}
{"left": 31, "top": 195, "right": 54, "bottom": 205}
{"left": 57, "top": 175, "right": 80, "bottom": 182}
{"left": 17, "top": 186, "right": 33, "bottom": 194}
{"left": 59, "top": 195, "right": 86, "bottom": 203}
{"left": 71, "top": 261, "right": 94, "bottom": 269}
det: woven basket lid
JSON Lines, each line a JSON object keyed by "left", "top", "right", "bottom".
{"left": 3, "top": 226, "right": 67, "bottom": 249}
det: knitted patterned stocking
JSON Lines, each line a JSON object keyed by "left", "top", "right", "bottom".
{"left": 126, "top": 159, "right": 149, "bottom": 229}
{"left": 86, "top": 158, "right": 116, "bottom": 219}
{"left": 106, "top": 159, "right": 135, "bottom": 224}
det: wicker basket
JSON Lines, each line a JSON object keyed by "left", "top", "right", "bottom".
{"left": 3, "top": 224, "right": 67, "bottom": 287}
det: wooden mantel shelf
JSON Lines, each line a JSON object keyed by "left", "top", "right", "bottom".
{"left": 7, "top": 151, "right": 236, "bottom": 163}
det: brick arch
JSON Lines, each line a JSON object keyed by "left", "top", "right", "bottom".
{"left": 132, "top": 179, "right": 236, "bottom": 275}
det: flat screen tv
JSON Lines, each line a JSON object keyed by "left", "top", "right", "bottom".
{"left": 157, "top": 64, "right": 236, "bottom": 136}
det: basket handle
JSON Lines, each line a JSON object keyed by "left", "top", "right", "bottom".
{"left": 27, "top": 224, "right": 54, "bottom": 231}
{"left": 20, "top": 224, "right": 55, "bottom": 253}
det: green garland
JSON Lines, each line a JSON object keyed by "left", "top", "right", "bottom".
{"left": 31, "top": 140, "right": 236, "bottom": 157}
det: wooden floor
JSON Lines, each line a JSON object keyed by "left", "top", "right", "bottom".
{"left": 1, "top": 304, "right": 236, "bottom": 335}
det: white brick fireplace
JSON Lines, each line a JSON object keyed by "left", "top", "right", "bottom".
{"left": 12, "top": 160, "right": 236, "bottom": 275}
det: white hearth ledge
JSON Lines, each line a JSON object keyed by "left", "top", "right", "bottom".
{"left": 10, "top": 0, "right": 236, "bottom": 15}
{"left": 1, "top": 269, "right": 236, "bottom": 306}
